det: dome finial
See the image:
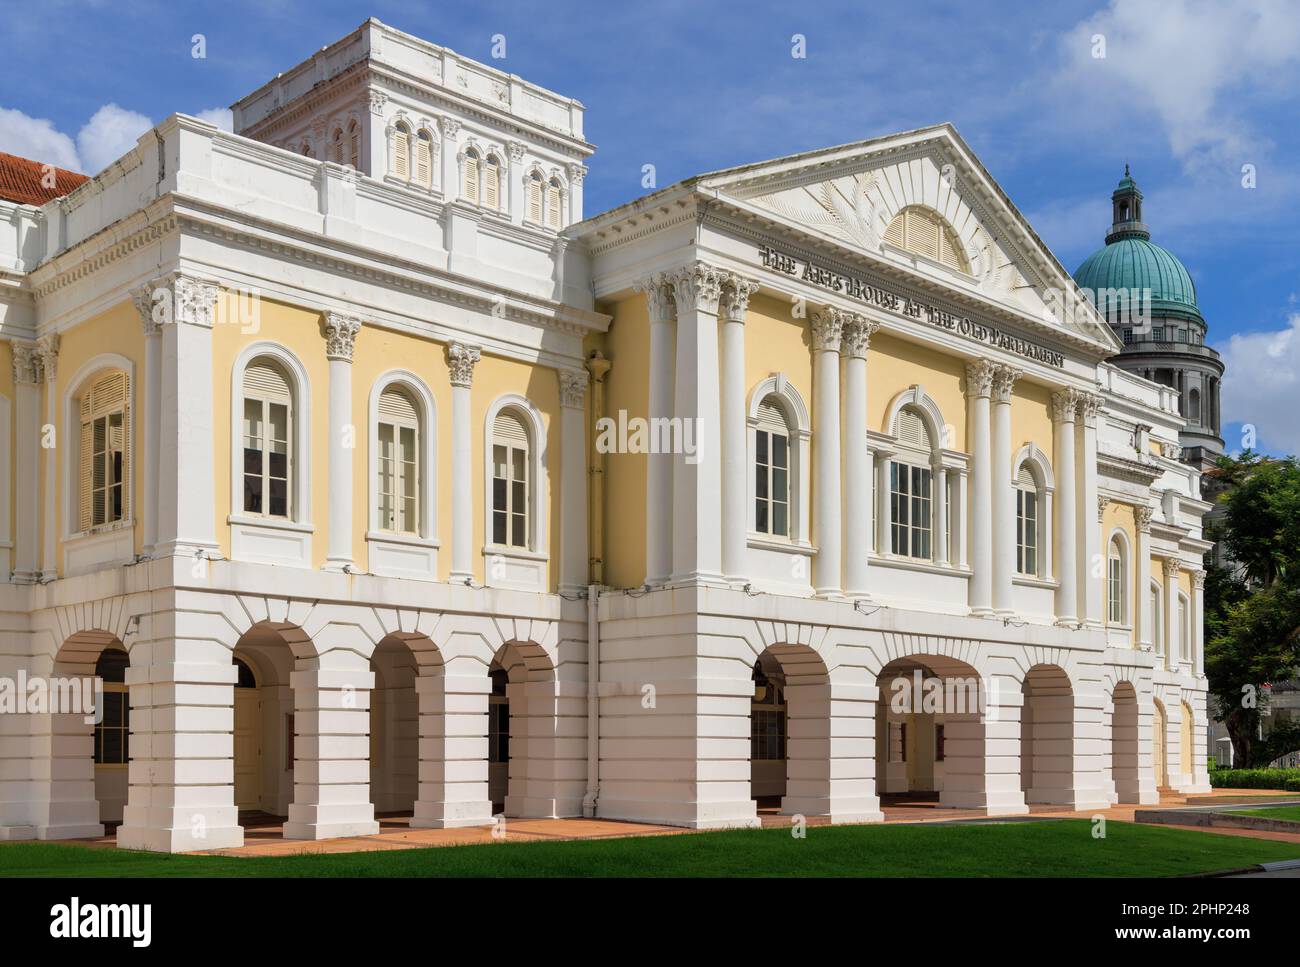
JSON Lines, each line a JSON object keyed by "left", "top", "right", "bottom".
{"left": 1124, "top": 162, "right": 1130, "bottom": 178}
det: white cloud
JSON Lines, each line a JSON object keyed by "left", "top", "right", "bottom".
{"left": 1056, "top": 0, "right": 1300, "bottom": 170}
{"left": 194, "top": 107, "right": 233, "bottom": 132}
{"left": 0, "top": 107, "right": 80, "bottom": 169}
{"left": 75, "top": 103, "right": 152, "bottom": 174}
{"left": 1218, "top": 314, "right": 1300, "bottom": 455}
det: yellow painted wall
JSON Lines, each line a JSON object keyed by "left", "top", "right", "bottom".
{"left": 866, "top": 333, "right": 967, "bottom": 449}
{"left": 743, "top": 293, "right": 814, "bottom": 411}
{"left": 53, "top": 302, "right": 147, "bottom": 565}
{"left": 596, "top": 293, "right": 648, "bottom": 589}
{"left": 1102, "top": 501, "right": 1138, "bottom": 635}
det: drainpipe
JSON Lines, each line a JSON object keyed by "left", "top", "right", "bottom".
{"left": 582, "top": 350, "right": 611, "bottom": 818}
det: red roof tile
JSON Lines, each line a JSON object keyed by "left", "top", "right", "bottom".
{"left": 0, "top": 150, "right": 88, "bottom": 206}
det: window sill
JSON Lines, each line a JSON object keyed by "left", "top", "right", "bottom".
{"left": 868, "top": 554, "right": 971, "bottom": 578}
{"left": 1013, "top": 574, "right": 1059, "bottom": 590}
{"left": 367, "top": 531, "right": 440, "bottom": 582}
{"left": 229, "top": 515, "right": 313, "bottom": 569}
{"left": 747, "top": 535, "right": 815, "bottom": 556}
{"left": 481, "top": 545, "right": 547, "bottom": 592}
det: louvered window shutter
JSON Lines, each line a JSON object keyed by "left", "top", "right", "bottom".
{"left": 483, "top": 158, "right": 500, "bottom": 209}
{"left": 394, "top": 127, "right": 410, "bottom": 178}
{"left": 528, "top": 175, "right": 543, "bottom": 222}
{"left": 883, "top": 213, "right": 904, "bottom": 247}
{"left": 494, "top": 411, "right": 528, "bottom": 447}
{"left": 349, "top": 124, "right": 360, "bottom": 169}
{"left": 546, "top": 181, "right": 562, "bottom": 228}
{"left": 464, "top": 153, "right": 480, "bottom": 203}
{"left": 756, "top": 399, "right": 787, "bottom": 435}
{"left": 1016, "top": 463, "right": 1036, "bottom": 489}
{"left": 79, "top": 393, "right": 94, "bottom": 532}
{"left": 415, "top": 136, "right": 431, "bottom": 186}
{"left": 908, "top": 209, "right": 940, "bottom": 260}
{"left": 244, "top": 360, "right": 291, "bottom": 402}
{"left": 897, "top": 408, "right": 928, "bottom": 447}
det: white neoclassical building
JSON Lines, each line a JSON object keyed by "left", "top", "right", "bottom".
{"left": 0, "top": 19, "right": 1210, "bottom": 852}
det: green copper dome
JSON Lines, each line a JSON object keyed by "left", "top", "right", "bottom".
{"left": 1072, "top": 168, "right": 1203, "bottom": 325}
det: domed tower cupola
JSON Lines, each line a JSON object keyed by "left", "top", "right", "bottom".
{"left": 1106, "top": 165, "right": 1150, "bottom": 243}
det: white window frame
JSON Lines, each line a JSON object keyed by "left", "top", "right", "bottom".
{"left": 228, "top": 343, "right": 313, "bottom": 568}
{"left": 1106, "top": 530, "right": 1131, "bottom": 627}
{"left": 879, "top": 385, "right": 960, "bottom": 569}
{"left": 745, "top": 375, "right": 811, "bottom": 549}
{"left": 1150, "top": 579, "right": 1164, "bottom": 655}
{"left": 60, "top": 354, "right": 138, "bottom": 577}
{"left": 391, "top": 120, "right": 411, "bottom": 180}
{"left": 482, "top": 394, "right": 548, "bottom": 591}
{"left": 1010, "top": 443, "right": 1054, "bottom": 583}
{"left": 366, "top": 371, "right": 439, "bottom": 581}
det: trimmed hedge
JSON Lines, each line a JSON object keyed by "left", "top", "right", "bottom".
{"left": 1209, "top": 768, "right": 1300, "bottom": 790}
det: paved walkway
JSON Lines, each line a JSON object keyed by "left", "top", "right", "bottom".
{"left": 65, "top": 788, "right": 1300, "bottom": 858}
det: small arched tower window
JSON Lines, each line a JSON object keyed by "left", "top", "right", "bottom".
{"left": 463, "top": 147, "right": 481, "bottom": 204}
{"left": 347, "top": 120, "right": 360, "bottom": 170}
{"left": 482, "top": 153, "right": 501, "bottom": 209}
{"left": 545, "top": 176, "right": 563, "bottom": 229}
{"left": 415, "top": 130, "right": 433, "bottom": 187}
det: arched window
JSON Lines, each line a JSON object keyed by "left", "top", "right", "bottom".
{"left": 491, "top": 409, "right": 530, "bottom": 548}
{"left": 463, "top": 147, "right": 481, "bottom": 203}
{"left": 1108, "top": 535, "right": 1128, "bottom": 625}
{"left": 1188, "top": 387, "right": 1201, "bottom": 423}
{"left": 77, "top": 369, "right": 131, "bottom": 532}
{"left": 753, "top": 397, "right": 791, "bottom": 538}
{"left": 1016, "top": 461, "right": 1039, "bottom": 576}
{"left": 482, "top": 153, "right": 501, "bottom": 209}
{"left": 545, "top": 176, "right": 563, "bottom": 229}
{"left": 376, "top": 385, "right": 420, "bottom": 534}
{"left": 882, "top": 205, "right": 970, "bottom": 273}
{"left": 392, "top": 122, "right": 410, "bottom": 179}
{"left": 415, "top": 130, "right": 433, "bottom": 187}
{"left": 347, "top": 120, "right": 360, "bottom": 170}
{"left": 94, "top": 648, "right": 129, "bottom": 766}
{"left": 890, "top": 406, "right": 934, "bottom": 560}
{"left": 331, "top": 127, "right": 344, "bottom": 163}
{"left": 241, "top": 357, "right": 293, "bottom": 519}
{"left": 527, "top": 170, "right": 544, "bottom": 223}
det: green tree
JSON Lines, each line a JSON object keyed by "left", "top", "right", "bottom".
{"left": 1205, "top": 452, "right": 1300, "bottom": 766}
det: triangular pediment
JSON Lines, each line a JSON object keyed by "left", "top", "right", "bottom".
{"left": 695, "top": 125, "right": 1119, "bottom": 353}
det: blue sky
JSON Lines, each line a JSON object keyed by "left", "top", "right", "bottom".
{"left": 2, "top": 0, "right": 1298, "bottom": 454}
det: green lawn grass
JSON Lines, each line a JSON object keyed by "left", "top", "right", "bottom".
{"left": 1237, "top": 805, "right": 1300, "bottom": 823}
{"left": 3, "top": 819, "right": 1300, "bottom": 877}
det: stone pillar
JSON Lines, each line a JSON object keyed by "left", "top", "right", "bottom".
{"left": 35, "top": 335, "right": 59, "bottom": 580}
{"left": 719, "top": 274, "right": 757, "bottom": 585}
{"left": 567, "top": 163, "right": 587, "bottom": 225}
{"left": 558, "top": 369, "right": 589, "bottom": 594}
{"left": 438, "top": 116, "right": 460, "bottom": 198}
{"left": 504, "top": 677, "right": 586, "bottom": 819}
{"left": 447, "top": 342, "right": 480, "bottom": 584}
{"left": 284, "top": 653, "right": 381, "bottom": 840}
{"left": 842, "top": 315, "right": 879, "bottom": 597}
{"left": 669, "top": 262, "right": 725, "bottom": 585}
{"left": 411, "top": 671, "right": 494, "bottom": 828}
{"left": 991, "top": 365, "right": 1020, "bottom": 615}
{"left": 635, "top": 275, "right": 676, "bottom": 586}
{"left": 506, "top": 141, "right": 525, "bottom": 224}
{"left": 1162, "top": 558, "right": 1180, "bottom": 671}
{"left": 781, "top": 680, "right": 883, "bottom": 823}
{"left": 811, "top": 306, "right": 844, "bottom": 597}
{"left": 1135, "top": 505, "right": 1155, "bottom": 648}
{"left": 965, "top": 361, "right": 996, "bottom": 616}
{"left": 365, "top": 90, "right": 387, "bottom": 178}
{"left": 1051, "top": 390, "right": 1079, "bottom": 625}
{"left": 117, "top": 612, "right": 244, "bottom": 853}
{"left": 323, "top": 312, "right": 361, "bottom": 572}
{"left": 939, "top": 674, "right": 1029, "bottom": 815}
{"left": 11, "top": 346, "right": 41, "bottom": 583}
{"left": 1079, "top": 393, "right": 1105, "bottom": 627}
{"left": 153, "top": 274, "right": 220, "bottom": 559}
{"left": 874, "top": 444, "right": 894, "bottom": 557}
{"left": 1192, "top": 569, "right": 1206, "bottom": 676}
{"left": 132, "top": 285, "right": 164, "bottom": 552}
{"left": 934, "top": 465, "right": 950, "bottom": 566}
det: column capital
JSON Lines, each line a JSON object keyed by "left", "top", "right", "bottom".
{"left": 965, "top": 359, "right": 997, "bottom": 398}
{"left": 1078, "top": 391, "right": 1104, "bottom": 428}
{"left": 633, "top": 273, "right": 677, "bottom": 324}
{"left": 567, "top": 162, "right": 588, "bottom": 186}
{"left": 841, "top": 313, "right": 881, "bottom": 359}
{"left": 810, "top": 305, "right": 845, "bottom": 352}
{"left": 438, "top": 115, "right": 461, "bottom": 140}
{"left": 35, "top": 333, "right": 59, "bottom": 383}
{"left": 446, "top": 341, "right": 481, "bottom": 388}
{"left": 669, "top": 261, "right": 724, "bottom": 316}
{"left": 367, "top": 90, "right": 388, "bottom": 115}
{"left": 1050, "top": 387, "right": 1080, "bottom": 423}
{"left": 130, "top": 273, "right": 220, "bottom": 330}
{"left": 1135, "top": 504, "right": 1155, "bottom": 533}
{"left": 322, "top": 311, "right": 363, "bottom": 361}
{"left": 506, "top": 140, "right": 526, "bottom": 163}
{"left": 1191, "top": 568, "right": 1206, "bottom": 590}
{"left": 1161, "top": 557, "right": 1181, "bottom": 579}
{"left": 558, "top": 368, "right": 588, "bottom": 409}
{"left": 991, "top": 364, "right": 1022, "bottom": 404}
{"left": 719, "top": 273, "right": 758, "bottom": 324}
{"left": 1097, "top": 494, "right": 1110, "bottom": 522}
{"left": 10, "top": 343, "right": 41, "bottom": 384}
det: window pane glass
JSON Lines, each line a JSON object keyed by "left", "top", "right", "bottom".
{"left": 244, "top": 473, "right": 262, "bottom": 513}
{"left": 511, "top": 511, "right": 526, "bottom": 548}
{"left": 512, "top": 447, "right": 526, "bottom": 485}
{"left": 755, "top": 499, "right": 768, "bottom": 533}
{"left": 243, "top": 398, "right": 262, "bottom": 445}
{"left": 756, "top": 431, "right": 767, "bottom": 464}
{"left": 269, "top": 479, "right": 288, "bottom": 518}
{"left": 772, "top": 434, "right": 787, "bottom": 468}
{"left": 493, "top": 477, "right": 507, "bottom": 514}
{"left": 493, "top": 510, "right": 507, "bottom": 545}
{"left": 773, "top": 500, "right": 788, "bottom": 537}
{"left": 493, "top": 444, "right": 507, "bottom": 481}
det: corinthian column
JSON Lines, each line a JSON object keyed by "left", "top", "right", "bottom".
{"left": 669, "top": 262, "right": 725, "bottom": 585}
{"left": 811, "top": 306, "right": 844, "bottom": 598}
{"left": 36, "top": 334, "right": 59, "bottom": 580}
{"left": 842, "top": 313, "right": 880, "bottom": 598}
{"left": 634, "top": 274, "right": 676, "bottom": 586}
{"left": 1079, "top": 393, "right": 1104, "bottom": 626}
{"left": 1051, "top": 389, "right": 1079, "bottom": 625}
{"left": 447, "top": 342, "right": 480, "bottom": 583}
{"left": 10, "top": 345, "right": 41, "bottom": 583}
{"left": 965, "top": 360, "right": 996, "bottom": 616}
{"left": 719, "top": 274, "right": 758, "bottom": 584}
{"left": 131, "top": 283, "right": 164, "bottom": 553}
{"left": 991, "top": 365, "right": 1021, "bottom": 615}
{"left": 558, "top": 369, "right": 589, "bottom": 594}
{"left": 1135, "top": 505, "right": 1155, "bottom": 648}
{"left": 323, "top": 312, "right": 362, "bottom": 571}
